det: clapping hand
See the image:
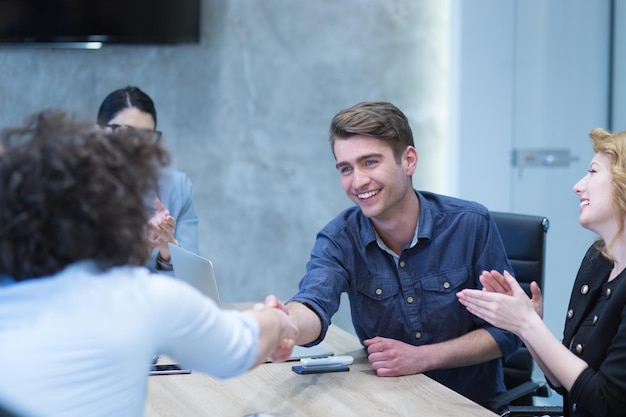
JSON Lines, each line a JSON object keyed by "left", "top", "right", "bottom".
{"left": 148, "top": 197, "right": 177, "bottom": 260}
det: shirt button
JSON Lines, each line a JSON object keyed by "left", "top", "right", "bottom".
{"left": 581, "top": 284, "right": 589, "bottom": 295}
{"left": 399, "top": 261, "right": 406, "bottom": 268}
{"left": 567, "top": 309, "right": 574, "bottom": 319}
{"left": 575, "top": 344, "right": 584, "bottom": 354}
{"left": 443, "top": 282, "right": 450, "bottom": 289}
{"left": 375, "top": 288, "right": 383, "bottom": 296}
{"left": 407, "top": 296, "right": 414, "bottom": 303}
{"left": 415, "top": 332, "right": 422, "bottom": 339}
{"left": 606, "top": 288, "right": 612, "bottom": 298}
{"left": 572, "top": 403, "right": 577, "bottom": 412}
{"left": 593, "top": 315, "right": 598, "bottom": 325}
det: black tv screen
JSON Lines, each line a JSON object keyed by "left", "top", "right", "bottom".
{"left": 0, "top": 0, "right": 200, "bottom": 46}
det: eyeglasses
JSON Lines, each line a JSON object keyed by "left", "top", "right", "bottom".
{"left": 105, "top": 124, "right": 162, "bottom": 143}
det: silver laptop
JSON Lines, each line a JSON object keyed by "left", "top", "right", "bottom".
{"left": 168, "top": 243, "right": 222, "bottom": 307}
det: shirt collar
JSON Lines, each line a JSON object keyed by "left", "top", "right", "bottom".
{"left": 374, "top": 221, "right": 420, "bottom": 260}
{"left": 358, "top": 189, "right": 427, "bottom": 256}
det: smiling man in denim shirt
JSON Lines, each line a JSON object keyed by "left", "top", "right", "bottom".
{"left": 274, "top": 101, "right": 519, "bottom": 404}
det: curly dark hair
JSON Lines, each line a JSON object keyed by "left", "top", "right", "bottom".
{"left": 0, "top": 109, "right": 170, "bottom": 281}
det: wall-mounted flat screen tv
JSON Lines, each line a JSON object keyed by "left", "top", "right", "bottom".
{"left": 0, "top": 0, "right": 200, "bottom": 48}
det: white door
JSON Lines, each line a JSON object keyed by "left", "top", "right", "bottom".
{"left": 452, "top": 0, "right": 611, "bottom": 338}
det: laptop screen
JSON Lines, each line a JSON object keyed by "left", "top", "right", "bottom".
{"left": 168, "top": 243, "right": 222, "bottom": 306}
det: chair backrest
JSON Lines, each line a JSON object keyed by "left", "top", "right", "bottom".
{"left": 490, "top": 211, "right": 550, "bottom": 401}
{"left": 491, "top": 211, "right": 550, "bottom": 295}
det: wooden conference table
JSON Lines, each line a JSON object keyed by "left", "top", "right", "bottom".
{"left": 146, "top": 308, "right": 498, "bottom": 417}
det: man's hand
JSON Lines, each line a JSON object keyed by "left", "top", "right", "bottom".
{"left": 262, "top": 294, "right": 289, "bottom": 315}
{"left": 364, "top": 336, "right": 430, "bottom": 377}
{"left": 252, "top": 295, "right": 298, "bottom": 363}
{"left": 267, "top": 335, "right": 296, "bottom": 363}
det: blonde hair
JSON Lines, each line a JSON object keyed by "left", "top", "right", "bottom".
{"left": 589, "top": 128, "right": 626, "bottom": 259}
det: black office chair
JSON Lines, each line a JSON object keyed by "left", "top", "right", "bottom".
{"left": 482, "top": 211, "right": 563, "bottom": 417}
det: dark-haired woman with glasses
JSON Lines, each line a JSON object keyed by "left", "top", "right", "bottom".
{"left": 95, "top": 86, "right": 198, "bottom": 273}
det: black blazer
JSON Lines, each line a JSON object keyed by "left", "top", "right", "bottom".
{"left": 558, "top": 243, "right": 626, "bottom": 417}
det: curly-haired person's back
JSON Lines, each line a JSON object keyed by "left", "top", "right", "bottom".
{"left": 0, "top": 109, "right": 170, "bottom": 281}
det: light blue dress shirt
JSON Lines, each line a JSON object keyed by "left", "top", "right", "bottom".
{"left": 0, "top": 261, "right": 259, "bottom": 417}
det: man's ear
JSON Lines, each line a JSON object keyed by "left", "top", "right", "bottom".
{"left": 404, "top": 146, "right": 418, "bottom": 175}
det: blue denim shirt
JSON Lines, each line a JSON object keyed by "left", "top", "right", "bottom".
{"left": 289, "top": 190, "right": 520, "bottom": 403}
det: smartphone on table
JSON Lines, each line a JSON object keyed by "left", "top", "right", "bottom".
{"left": 149, "top": 364, "right": 192, "bottom": 375}
{"left": 291, "top": 364, "right": 349, "bottom": 374}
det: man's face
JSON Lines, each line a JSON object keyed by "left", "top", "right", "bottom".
{"left": 334, "top": 135, "right": 416, "bottom": 222}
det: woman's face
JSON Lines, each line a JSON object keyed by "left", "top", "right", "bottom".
{"left": 573, "top": 151, "right": 617, "bottom": 238}
{"left": 104, "top": 107, "right": 156, "bottom": 131}
{"left": 99, "top": 107, "right": 161, "bottom": 143}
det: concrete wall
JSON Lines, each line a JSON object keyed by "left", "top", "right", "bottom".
{"left": 0, "top": 0, "right": 449, "bottom": 331}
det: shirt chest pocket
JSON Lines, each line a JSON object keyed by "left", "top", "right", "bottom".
{"left": 356, "top": 276, "right": 400, "bottom": 301}
{"left": 421, "top": 268, "right": 470, "bottom": 294}
{"left": 419, "top": 268, "right": 472, "bottom": 326}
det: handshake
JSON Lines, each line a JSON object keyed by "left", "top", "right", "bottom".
{"left": 247, "top": 295, "right": 299, "bottom": 365}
